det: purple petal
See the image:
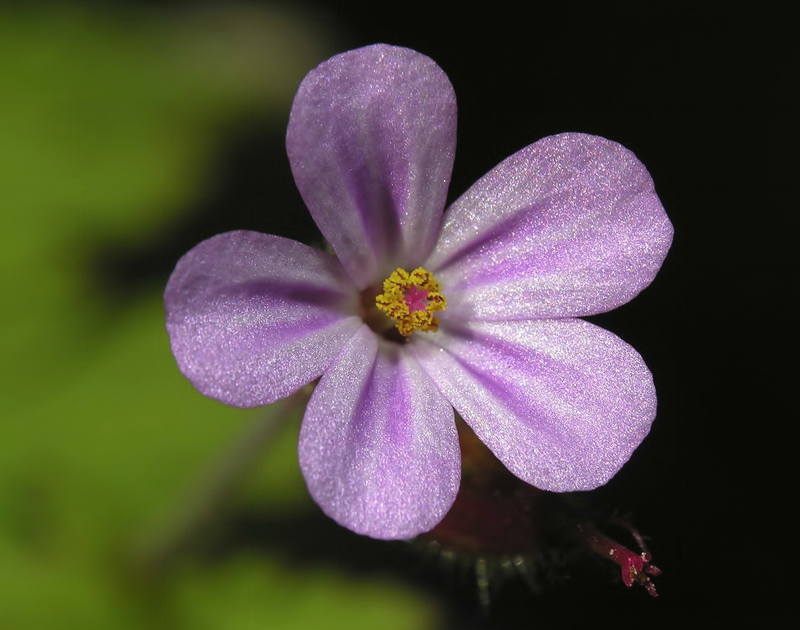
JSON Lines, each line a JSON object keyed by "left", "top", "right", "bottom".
{"left": 427, "top": 133, "right": 673, "bottom": 320}
{"left": 299, "top": 325, "right": 459, "bottom": 539}
{"left": 165, "top": 231, "right": 361, "bottom": 408}
{"left": 410, "top": 319, "right": 657, "bottom": 491}
{"left": 287, "top": 44, "right": 457, "bottom": 289}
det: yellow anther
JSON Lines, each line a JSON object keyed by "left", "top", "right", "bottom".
{"left": 375, "top": 267, "right": 446, "bottom": 336}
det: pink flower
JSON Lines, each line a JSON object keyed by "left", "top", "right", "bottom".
{"left": 165, "top": 44, "right": 673, "bottom": 540}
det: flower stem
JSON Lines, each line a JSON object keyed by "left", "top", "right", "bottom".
{"left": 133, "top": 387, "right": 311, "bottom": 576}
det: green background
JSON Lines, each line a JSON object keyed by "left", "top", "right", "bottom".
{"left": 0, "top": 3, "right": 438, "bottom": 628}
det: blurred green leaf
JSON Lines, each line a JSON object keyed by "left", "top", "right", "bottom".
{"left": 175, "top": 556, "right": 439, "bottom": 630}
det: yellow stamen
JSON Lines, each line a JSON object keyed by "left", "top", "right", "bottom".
{"left": 375, "top": 267, "right": 446, "bottom": 336}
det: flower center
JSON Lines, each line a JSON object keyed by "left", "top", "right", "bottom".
{"left": 375, "top": 267, "right": 446, "bottom": 337}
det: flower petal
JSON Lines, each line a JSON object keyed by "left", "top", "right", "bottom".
{"left": 299, "top": 325, "right": 459, "bottom": 539}
{"left": 287, "top": 44, "right": 457, "bottom": 289}
{"left": 165, "top": 231, "right": 361, "bottom": 408}
{"left": 427, "top": 133, "right": 673, "bottom": 320}
{"left": 410, "top": 319, "right": 657, "bottom": 491}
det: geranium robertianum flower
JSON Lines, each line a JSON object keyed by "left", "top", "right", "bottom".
{"left": 165, "top": 44, "right": 673, "bottom": 540}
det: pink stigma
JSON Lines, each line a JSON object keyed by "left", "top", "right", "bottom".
{"left": 404, "top": 285, "right": 429, "bottom": 312}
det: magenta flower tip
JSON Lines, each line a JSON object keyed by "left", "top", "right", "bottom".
{"left": 404, "top": 285, "right": 430, "bottom": 312}
{"left": 576, "top": 516, "right": 662, "bottom": 597}
{"left": 165, "top": 44, "right": 672, "bottom": 539}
